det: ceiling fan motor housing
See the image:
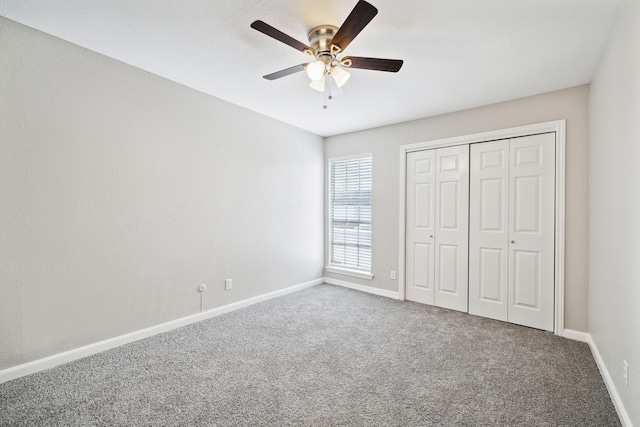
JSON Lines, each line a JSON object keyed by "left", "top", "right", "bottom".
{"left": 308, "top": 25, "right": 339, "bottom": 67}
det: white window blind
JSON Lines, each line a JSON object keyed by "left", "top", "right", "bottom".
{"left": 329, "top": 155, "right": 372, "bottom": 272}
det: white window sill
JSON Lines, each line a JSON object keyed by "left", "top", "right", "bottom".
{"left": 325, "top": 266, "right": 374, "bottom": 280}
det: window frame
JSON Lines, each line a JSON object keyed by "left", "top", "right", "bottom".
{"left": 326, "top": 153, "right": 373, "bottom": 281}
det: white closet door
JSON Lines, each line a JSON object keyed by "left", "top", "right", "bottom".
{"left": 434, "top": 145, "right": 469, "bottom": 312}
{"left": 405, "top": 150, "right": 436, "bottom": 305}
{"left": 508, "top": 133, "right": 555, "bottom": 331}
{"left": 469, "top": 140, "right": 509, "bottom": 321}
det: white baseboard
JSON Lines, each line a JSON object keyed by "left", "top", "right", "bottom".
{"left": 587, "top": 335, "right": 632, "bottom": 427}
{"left": 0, "top": 278, "right": 323, "bottom": 385}
{"left": 561, "top": 328, "right": 589, "bottom": 342}
{"left": 323, "top": 277, "right": 400, "bottom": 300}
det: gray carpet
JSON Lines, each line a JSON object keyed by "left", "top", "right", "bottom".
{"left": 0, "top": 284, "right": 619, "bottom": 426}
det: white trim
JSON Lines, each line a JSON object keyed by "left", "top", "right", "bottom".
{"left": 0, "top": 278, "right": 323, "bottom": 385}
{"left": 588, "top": 335, "right": 633, "bottom": 427}
{"left": 398, "top": 145, "right": 408, "bottom": 300}
{"left": 327, "top": 152, "right": 373, "bottom": 162}
{"left": 401, "top": 121, "right": 565, "bottom": 153}
{"left": 398, "top": 120, "right": 566, "bottom": 336}
{"left": 324, "top": 277, "right": 400, "bottom": 300}
{"left": 553, "top": 120, "right": 567, "bottom": 337}
{"left": 325, "top": 266, "right": 373, "bottom": 280}
{"left": 561, "top": 329, "right": 589, "bottom": 343}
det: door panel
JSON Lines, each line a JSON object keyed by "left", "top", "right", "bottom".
{"left": 508, "top": 133, "right": 555, "bottom": 331}
{"left": 469, "top": 140, "right": 509, "bottom": 321}
{"left": 412, "top": 243, "right": 431, "bottom": 290}
{"left": 439, "top": 181, "right": 460, "bottom": 230}
{"left": 480, "top": 179, "right": 505, "bottom": 231}
{"left": 438, "top": 245, "right": 458, "bottom": 294}
{"left": 434, "top": 145, "right": 469, "bottom": 312}
{"left": 479, "top": 248, "right": 503, "bottom": 301}
{"left": 512, "top": 250, "right": 540, "bottom": 307}
{"left": 514, "top": 144, "right": 541, "bottom": 166}
{"left": 514, "top": 176, "right": 541, "bottom": 233}
{"left": 405, "top": 150, "right": 435, "bottom": 304}
{"left": 415, "top": 184, "right": 432, "bottom": 228}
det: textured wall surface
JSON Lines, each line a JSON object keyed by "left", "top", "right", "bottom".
{"left": 0, "top": 17, "right": 324, "bottom": 370}
{"left": 589, "top": 0, "right": 640, "bottom": 424}
{"left": 324, "top": 85, "right": 590, "bottom": 332}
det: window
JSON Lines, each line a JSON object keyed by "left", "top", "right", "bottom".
{"left": 327, "top": 155, "right": 372, "bottom": 279}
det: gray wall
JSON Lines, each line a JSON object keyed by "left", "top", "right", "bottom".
{"left": 325, "top": 85, "right": 590, "bottom": 332}
{"left": 0, "top": 18, "right": 324, "bottom": 370}
{"left": 589, "top": 0, "right": 640, "bottom": 423}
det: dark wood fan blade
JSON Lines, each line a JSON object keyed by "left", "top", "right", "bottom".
{"left": 263, "top": 64, "right": 307, "bottom": 80}
{"left": 330, "top": 0, "right": 378, "bottom": 52}
{"left": 251, "top": 20, "right": 313, "bottom": 54}
{"left": 342, "top": 56, "right": 403, "bottom": 72}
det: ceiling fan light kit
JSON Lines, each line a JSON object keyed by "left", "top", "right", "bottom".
{"left": 250, "top": 0, "right": 403, "bottom": 99}
{"left": 330, "top": 65, "right": 351, "bottom": 88}
{"left": 309, "top": 75, "right": 326, "bottom": 92}
{"left": 305, "top": 60, "right": 326, "bottom": 81}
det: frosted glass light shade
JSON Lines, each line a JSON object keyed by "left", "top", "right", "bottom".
{"left": 309, "top": 75, "right": 326, "bottom": 92}
{"left": 330, "top": 66, "right": 351, "bottom": 88}
{"left": 306, "top": 60, "right": 325, "bottom": 81}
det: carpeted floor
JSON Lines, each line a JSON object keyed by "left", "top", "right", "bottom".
{"left": 0, "top": 284, "right": 620, "bottom": 426}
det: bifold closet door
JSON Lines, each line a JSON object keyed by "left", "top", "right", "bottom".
{"left": 434, "top": 145, "right": 469, "bottom": 312}
{"left": 508, "top": 133, "right": 555, "bottom": 331}
{"left": 469, "top": 133, "right": 555, "bottom": 331}
{"left": 405, "top": 150, "right": 436, "bottom": 305}
{"left": 469, "top": 140, "right": 510, "bottom": 322}
{"left": 405, "top": 145, "right": 469, "bottom": 312}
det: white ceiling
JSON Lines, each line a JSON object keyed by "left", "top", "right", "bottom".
{"left": 0, "top": 0, "right": 621, "bottom": 137}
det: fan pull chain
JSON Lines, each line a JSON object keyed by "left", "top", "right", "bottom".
{"left": 323, "top": 79, "right": 329, "bottom": 109}
{"left": 323, "top": 79, "right": 335, "bottom": 109}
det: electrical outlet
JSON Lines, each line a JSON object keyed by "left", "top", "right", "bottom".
{"left": 623, "top": 360, "right": 629, "bottom": 386}
{"left": 225, "top": 278, "right": 232, "bottom": 290}
{"left": 390, "top": 270, "right": 397, "bottom": 280}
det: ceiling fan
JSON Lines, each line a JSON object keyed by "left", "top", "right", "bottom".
{"left": 250, "top": 0, "right": 403, "bottom": 94}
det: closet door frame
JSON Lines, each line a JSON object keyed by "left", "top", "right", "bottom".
{"left": 399, "top": 120, "right": 566, "bottom": 336}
